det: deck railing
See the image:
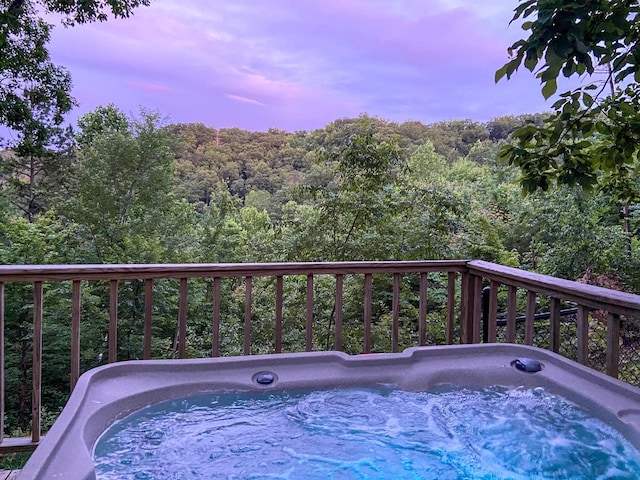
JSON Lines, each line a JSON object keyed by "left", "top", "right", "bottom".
{"left": 0, "top": 259, "right": 639, "bottom": 453}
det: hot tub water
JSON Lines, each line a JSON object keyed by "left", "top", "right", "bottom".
{"left": 93, "top": 386, "right": 640, "bottom": 479}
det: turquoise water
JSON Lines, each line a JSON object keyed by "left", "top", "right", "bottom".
{"left": 93, "top": 386, "right": 640, "bottom": 479}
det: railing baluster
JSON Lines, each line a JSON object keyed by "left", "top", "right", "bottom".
{"left": 506, "top": 286, "right": 517, "bottom": 343}
{"left": 32, "top": 281, "right": 43, "bottom": 444}
{"left": 335, "top": 274, "right": 344, "bottom": 351}
{"left": 0, "top": 282, "right": 3, "bottom": 444}
{"left": 108, "top": 280, "right": 118, "bottom": 363}
{"left": 178, "top": 278, "right": 188, "bottom": 359}
{"left": 488, "top": 281, "right": 499, "bottom": 343}
{"left": 392, "top": 273, "right": 400, "bottom": 353}
{"left": 71, "top": 281, "right": 81, "bottom": 390}
{"left": 212, "top": 277, "right": 221, "bottom": 357}
{"left": 419, "top": 273, "right": 427, "bottom": 346}
{"left": 306, "top": 274, "right": 313, "bottom": 352}
{"left": 576, "top": 305, "right": 589, "bottom": 365}
{"left": 460, "top": 272, "right": 471, "bottom": 343}
{"left": 446, "top": 272, "right": 456, "bottom": 345}
{"left": 244, "top": 277, "right": 252, "bottom": 355}
{"left": 472, "top": 275, "right": 483, "bottom": 344}
{"left": 549, "top": 297, "right": 561, "bottom": 353}
{"left": 143, "top": 279, "right": 153, "bottom": 360}
{"left": 606, "top": 313, "right": 621, "bottom": 378}
{"left": 364, "top": 274, "right": 373, "bottom": 353}
{"left": 524, "top": 291, "right": 536, "bottom": 345}
{"left": 275, "top": 276, "right": 283, "bottom": 353}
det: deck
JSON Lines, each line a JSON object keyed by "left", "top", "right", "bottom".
{"left": 0, "top": 259, "right": 638, "bottom": 454}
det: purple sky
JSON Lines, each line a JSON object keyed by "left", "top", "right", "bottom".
{"left": 47, "top": 0, "right": 553, "bottom": 132}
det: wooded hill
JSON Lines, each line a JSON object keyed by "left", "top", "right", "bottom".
{"left": 0, "top": 107, "right": 633, "bottom": 279}
{"left": 0, "top": 107, "right": 638, "bottom": 439}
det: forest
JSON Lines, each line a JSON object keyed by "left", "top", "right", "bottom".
{"left": 1, "top": 106, "right": 639, "bottom": 439}
{"left": 2, "top": 106, "right": 633, "bottom": 279}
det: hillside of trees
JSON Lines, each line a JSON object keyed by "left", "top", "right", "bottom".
{"left": 1, "top": 106, "right": 639, "bottom": 441}
{"left": 1, "top": 107, "right": 633, "bottom": 277}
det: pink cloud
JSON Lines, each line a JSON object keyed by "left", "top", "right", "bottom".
{"left": 126, "top": 82, "right": 173, "bottom": 94}
{"left": 45, "top": 0, "right": 559, "bottom": 131}
{"left": 225, "top": 93, "right": 265, "bottom": 106}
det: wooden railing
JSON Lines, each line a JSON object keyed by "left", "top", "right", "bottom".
{"left": 466, "top": 261, "right": 640, "bottom": 378}
{"left": 0, "top": 259, "right": 639, "bottom": 453}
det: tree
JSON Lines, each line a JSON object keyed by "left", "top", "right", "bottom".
{"left": 310, "top": 124, "right": 405, "bottom": 261}
{"left": 496, "top": 0, "right": 640, "bottom": 201}
{"left": 0, "top": 106, "right": 74, "bottom": 221}
{"left": 0, "top": 0, "right": 151, "bottom": 150}
{"left": 402, "top": 141, "right": 447, "bottom": 186}
{"left": 68, "top": 106, "right": 195, "bottom": 263}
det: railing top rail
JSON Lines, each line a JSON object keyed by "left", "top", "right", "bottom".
{"left": 0, "top": 260, "right": 469, "bottom": 282}
{"left": 469, "top": 260, "right": 640, "bottom": 315}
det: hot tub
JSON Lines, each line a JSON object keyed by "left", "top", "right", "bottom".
{"left": 19, "top": 344, "right": 640, "bottom": 479}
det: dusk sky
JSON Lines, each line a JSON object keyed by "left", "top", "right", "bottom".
{"left": 47, "top": 0, "right": 554, "bottom": 132}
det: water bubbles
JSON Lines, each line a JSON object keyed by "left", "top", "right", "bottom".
{"left": 94, "top": 387, "right": 640, "bottom": 480}
{"left": 230, "top": 444, "right": 262, "bottom": 454}
{"left": 144, "top": 429, "right": 164, "bottom": 440}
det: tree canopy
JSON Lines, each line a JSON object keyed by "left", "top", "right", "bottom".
{"left": 496, "top": 0, "right": 640, "bottom": 200}
{"left": 0, "top": 0, "right": 150, "bottom": 151}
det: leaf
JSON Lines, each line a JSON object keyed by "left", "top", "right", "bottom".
{"left": 495, "top": 65, "right": 508, "bottom": 83}
{"left": 562, "top": 62, "right": 575, "bottom": 77}
{"left": 595, "top": 121, "right": 610, "bottom": 135}
{"left": 542, "top": 78, "right": 558, "bottom": 99}
{"left": 511, "top": 0, "right": 536, "bottom": 23}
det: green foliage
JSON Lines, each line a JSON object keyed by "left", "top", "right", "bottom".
{"left": 497, "top": 0, "right": 640, "bottom": 200}
{"left": 0, "top": 0, "right": 150, "bottom": 153}
{"left": 67, "top": 106, "right": 195, "bottom": 263}
{"left": 0, "top": 1, "right": 74, "bottom": 149}
{"left": 403, "top": 141, "right": 447, "bottom": 186}
{"left": 0, "top": 210, "right": 81, "bottom": 264}
{"left": 37, "top": 0, "right": 151, "bottom": 25}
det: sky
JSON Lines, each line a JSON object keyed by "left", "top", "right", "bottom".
{"left": 46, "top": 0, "right": 552, "bottom": 132}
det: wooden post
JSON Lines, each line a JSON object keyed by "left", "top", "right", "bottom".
{"left": 178, "top": 278, "right": 188, "bottom": 359}
{"left": 549, "top": 297, "right": 561, "bottom": 353}
{"left": 143, "top": 279, "right": 153, "bottom": 360}
{"left": 364, "top": 274, "right": 373, "bottom": 353}
{"left": 32, "top": 282, "right": 43, "bottom": 443}
{"left": 525, "top": 291, "right": 536, "bottom": 345}
{"left": 335, "top": 274, "right": 344, "bottom": 351}
{"left": 576, "top": 305, "right": 589, "bottom": 366}
{"left": 606, "top": 313, "right": 621, "bottom": 378}
{"left": 212, "top": 277, "right": 221, "bottom": 357}
{"left": 244, "top": 277, "right": 252, "bottom": 355}
{"left": 306, "top": 275, "right": 313, "bottom": 352}
{"left": 392, "top": 273, "right": 400, "bottom": 353}
{"left": 460, "top": 272, "right": 475, "bottom": 344}
{"left": 70, "top": 281, "right": 81, "bottom": 390}
{"left": 0, "top": 283, "right": 3, "bottom": 444}
{"left": 472, "top": 275, "right": 483, "bottom": 344}
{"left": 419, "top": 273, "right": 428, "bottom": 346}
{"left": 487, "top": 281, "right": 499, "bottom": 343}
{"left": 446, "top": 272, "right": 455, "bottom": 344}
{"left": 108, "top": 280, "right": 118, "bottom": 363}
{"left": 506, "top": 286, "right": 517, "bottom": 343}
{"left": 275, "top": 276, "right": 283, "bottom": 353}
